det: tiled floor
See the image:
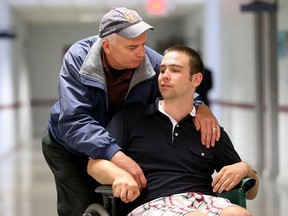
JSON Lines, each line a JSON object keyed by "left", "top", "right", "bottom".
{"left": 0, "top": 138, "right": 287, "bottom": 216}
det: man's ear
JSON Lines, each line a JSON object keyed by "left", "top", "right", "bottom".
{"left": 192, "top": 72, "right": 203, "bottom": 87}
{"left": 101, "top": 39, "right": 111, "bottom": 54}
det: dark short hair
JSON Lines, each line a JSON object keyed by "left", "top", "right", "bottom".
{"left": 164, "top": 45, "right": 204, "bottom": 77}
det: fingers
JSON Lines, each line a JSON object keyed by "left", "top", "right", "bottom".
{"left": 139, "top": 173, "right": 147, "bottom": 189}
{"left": 193, "top": 104, "right": 220, "bottom": 147}
{"left": 212, "top": 177, "right": 235, "bottom": 193}
{"left": 215, "top": 125, "right": 221, "bottom": 142}
{"left": 196, "top": 116, "right": 209, "bottom": 146}
{"left": 113, "top": 184, "right": 140, "bottom": 203}
{"left": 130, "top": 165, "right": 147, "bottom": 190}
{"left": 204, "top": 122, "right": 212, "bottom": 148}
{"left": 119, "top": 187, "right": 139, "bottom": 203}
{"left": 200, "top": 122, "right": 219, "bottom": 148}
{"left": 209, "top": 125, "right": 220, "bottom": 148}
{"left": 192, "top": 118, "right": 201, "bottom": 131}
{"left": 127, "top": 188, "right": 140, "bottom": 202}
{"left": 212, "top": 164, "right": 245, "bottom": 193}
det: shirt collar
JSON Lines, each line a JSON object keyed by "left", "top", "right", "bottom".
{"left": 158, "top": 99, "right": 196, "bottom": 118}
{"left": 145, "top": 98, "right": 197, "bottom": 117}
{"left": 190, "top": 105, "right": 196, "bottom": 117}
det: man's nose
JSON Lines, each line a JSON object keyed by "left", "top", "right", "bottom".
{"left": 136, "top": 46, "right": 146, "bottom": 57}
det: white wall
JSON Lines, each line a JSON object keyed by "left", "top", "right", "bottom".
{"left": 218, "top": 0, "right": 257, "bottom": 167}
{"left": 0, "top": 1, "right": 32, "bottom": 158}
{"left": 27, "top": 24, "right": 97, "bottom": 135}
{"left": 277, "top": 0, "right": 288, "bottom": 187}
{"left": 13, "top": 15, "right": 33, "bottom": 148}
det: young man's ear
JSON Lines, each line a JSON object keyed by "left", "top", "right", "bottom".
{"left": 192, "top": 72, "right": 203, "bottom": 87}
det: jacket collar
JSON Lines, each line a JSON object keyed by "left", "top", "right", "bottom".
{"left": 79, "top": 38, "right": 156, "bottom": 91}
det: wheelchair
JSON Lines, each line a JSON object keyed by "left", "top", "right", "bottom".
{"left": 83, "top": 177, "right": 256, "bottom": 216}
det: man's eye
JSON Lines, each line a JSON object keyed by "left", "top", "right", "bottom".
{"left": 160, "top": 69, "right": 165, "bottom": 74}
{"left": 128, "top": 46, "right": 137, "bottom": 50}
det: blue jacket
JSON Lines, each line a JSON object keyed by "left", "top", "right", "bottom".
{"left": 47, "top": 35, "right": 163, "bottom": 160}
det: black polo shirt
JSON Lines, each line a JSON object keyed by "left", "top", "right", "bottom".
{"left": 107, "top": 98, "right": 241, "bottom": 213}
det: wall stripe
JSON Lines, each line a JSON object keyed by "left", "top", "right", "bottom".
{"left": 0, "top": 99, "right": 288, "bottom": 112}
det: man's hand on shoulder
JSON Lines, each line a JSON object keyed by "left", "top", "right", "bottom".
{"left": 193, "top": 104, "right": 220, "bottom": 148}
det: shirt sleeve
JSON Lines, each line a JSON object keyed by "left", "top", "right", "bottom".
{"left": 213, "top": 127, "right": 242, "bottom": 172}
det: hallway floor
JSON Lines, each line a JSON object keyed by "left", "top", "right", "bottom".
{"left": 0, "top": 138, "right": 287, "bottom": 216}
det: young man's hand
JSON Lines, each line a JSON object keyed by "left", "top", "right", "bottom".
{"left": 112, "top": 171, "right": 140, "bottom": 203}
{"left": 211, "top": 161, "right": 259, "bottom": 200}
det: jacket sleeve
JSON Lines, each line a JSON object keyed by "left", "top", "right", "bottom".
{"left": 194, "top": 93, "right": 205, "bottom": 106}
{"left": 57, "top": 38, "right": 121, "bottom": 160}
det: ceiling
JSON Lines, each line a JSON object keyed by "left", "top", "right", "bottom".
{"left": 6, "top": 0, "right": 205, "bottom": 25}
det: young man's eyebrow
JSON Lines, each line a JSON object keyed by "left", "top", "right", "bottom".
{"left": 160, "top": 64, "right": 184, "bottom": 69}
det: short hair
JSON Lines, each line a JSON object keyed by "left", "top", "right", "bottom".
{"left": 164, "top": 45, "right": 204, "bottom": 77}
{"left": 102, "top": 33, "right": 117, "bottom": 44}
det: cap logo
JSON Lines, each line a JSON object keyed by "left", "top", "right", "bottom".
{"left": 124, "top": 11, "right": 139, "bottom": 22}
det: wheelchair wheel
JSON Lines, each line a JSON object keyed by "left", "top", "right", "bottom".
{"left": 83, "top": 203, "right": 110, "bottom": 216}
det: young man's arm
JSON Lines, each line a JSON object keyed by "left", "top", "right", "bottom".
{"left": 87, "top": 158, "right": 140, "bottom": 203}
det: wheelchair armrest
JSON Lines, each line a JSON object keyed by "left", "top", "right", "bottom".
{"left": 95, "top": 185, "right": 116, "bottom": 216}
{"left": 95, "top": 185, "right": 114, "bottom": 197}
{"left": 217, "top": 177, "right": 256, "bottom": 208}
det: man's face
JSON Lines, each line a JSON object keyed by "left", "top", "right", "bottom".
{"left": 158, "top": 51, "right": 195, "bottom": 100}
{"left": 104, "top": 33, "right": 147, "bottom": 70}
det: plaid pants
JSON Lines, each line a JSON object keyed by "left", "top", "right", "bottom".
{"left": 128, "top": 192, "right": 234, "bottom": 216}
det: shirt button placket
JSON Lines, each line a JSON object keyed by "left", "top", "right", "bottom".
{"left": 174, "top": 124, "right": 179, "bottom": 138}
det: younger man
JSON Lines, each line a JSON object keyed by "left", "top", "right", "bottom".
{"left": 88, "top": 45, "right": 259, "bottom": 215}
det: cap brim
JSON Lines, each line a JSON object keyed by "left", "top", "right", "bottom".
{"left": 118, "top": 21, "right": 154, "bottom": 38}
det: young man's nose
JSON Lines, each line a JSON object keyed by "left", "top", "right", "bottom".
{"left": 162, "top": 70, "right": 171, "bottom": 79}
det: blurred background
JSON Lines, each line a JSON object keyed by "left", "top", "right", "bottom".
{"left": 0, "top": 0, "right": 287, "bottom": 215}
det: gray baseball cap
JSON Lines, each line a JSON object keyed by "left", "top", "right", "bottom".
{"left": 99, "top": 7, "right": 154, "bottom": 38}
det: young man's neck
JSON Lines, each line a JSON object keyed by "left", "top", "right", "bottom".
{"left": 160, "top": 97, "right": 194, "bottom": 122}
